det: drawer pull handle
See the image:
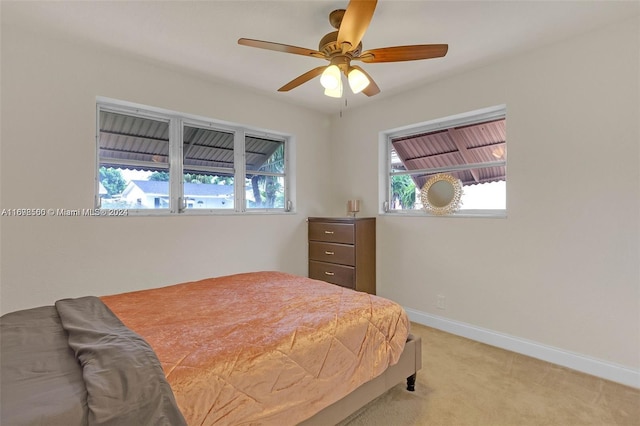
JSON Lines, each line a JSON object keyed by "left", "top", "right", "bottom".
{"left": 324, "top": 230, "right": 334, "bottom": 234}
{"left": 324, "top": 272, "right": 335, "bottom": 276}
{"left": 324, "top": 251, "right": 335, "bottom": 255}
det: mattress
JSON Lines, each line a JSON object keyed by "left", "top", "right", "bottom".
{"left": 101, "top": 271, "right": 410, "bottom": 425}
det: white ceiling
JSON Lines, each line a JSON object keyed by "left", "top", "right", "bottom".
{"left": 3, "top": 1, "right": 638, "bottom": 114}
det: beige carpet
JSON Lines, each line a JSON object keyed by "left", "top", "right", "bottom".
{"left": 339, "top": 323, "right": 640, "bottom": 426}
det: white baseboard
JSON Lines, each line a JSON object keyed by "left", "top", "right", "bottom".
{"left": 405, "top": 307, "right": 640, "bottom": 389}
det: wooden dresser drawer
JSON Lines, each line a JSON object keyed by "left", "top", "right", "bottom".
{"left": 309, "top": 261, "right": 355, "bottom": 289}
{"left": 307, "top": 217, "right": 375, "bottom": 294}
{"left": 308, "top": 222, "right": 354, "bottom": 244}
{"left": 309, "top": 242, "right": 355, "bottom": 266}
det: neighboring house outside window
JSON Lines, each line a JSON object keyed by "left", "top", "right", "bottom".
{"left": 120, "top": 181, "right": 235, "bottom": 209}
{"left": 96, "top": 98, "right": 292, "bottom": 215}
{"left": 380, "top": 105, "right": 506, "bottom": 217}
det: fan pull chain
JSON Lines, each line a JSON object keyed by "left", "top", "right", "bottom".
{"left": 339, "top": 97, "right": 348, "bottom": 118}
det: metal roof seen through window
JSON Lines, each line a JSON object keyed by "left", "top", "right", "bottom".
{"left": 99, "top": 111, "right": 281, "bottom": 174}
{"left": 392, "top": 118, "right": 506, "bottom": 188}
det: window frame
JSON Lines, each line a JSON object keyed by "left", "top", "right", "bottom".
{"left": 378, "top": 105, "right": 507, "bottom": 218}
{"left": 95, "top": 97, "right": 294, "bottom": 216}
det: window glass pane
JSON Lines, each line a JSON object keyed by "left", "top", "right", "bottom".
{"left": 245, "top": 137, "right": 284, "bottom": 173}
{"left": 183, "top": 126, "right": 234, "bottom": 173}
{"left": 98, "top": 111, "right": 170, "bottom": 209}
{"left": 390, "top": 170, "right": 505, "bottom": 212}
{"left": 416, "top": 168, "right": 506, "bottom": 211}
{"left": 389, "top": 174, "right": 418, "bottom": 210}
{"left": 183, "top": 126, "right": 235, "bottom": 210}
{"left": 460, "top": 180, "right": 505, "bottom": 210}
{"left": 246, "top": 136, "right": 285, "bottom": 209}
{"left": 246, "top": 175, "right": 285, "bottom": 209}
{"left": 182, "top": 173, "right": 234, "bottom": 210}
{"left": 390, "top": 146, "right": 407, "bottom": 173}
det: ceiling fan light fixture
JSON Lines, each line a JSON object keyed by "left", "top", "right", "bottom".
{"left": 324, "top": 76, "right": 343, "bottom": 98}
{"left": 239, "top": 1, "right": 447, "bottom": 99}
{"left": 320, "top": 65, "right": 341, "bottom": 90}
{"left": 347, "top": 68, "right": 370, "bottom": 94}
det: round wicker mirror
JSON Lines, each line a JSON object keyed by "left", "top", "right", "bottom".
{"left": 420, "top": 173, "right": 463, "bottom": 215}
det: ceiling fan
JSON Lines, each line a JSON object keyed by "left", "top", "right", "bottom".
{"left": 238, "top": 0, "right": 448, "bottom": 98}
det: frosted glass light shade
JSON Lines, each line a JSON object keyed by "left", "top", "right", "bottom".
{"left": 320, "top": 65, "right": 341, "bottom": 90}
{"left": 347, "top": 68, "right": 370, "bottom": 94}
{"left": 324, "top": 77, "right": 343, "bottom": 98}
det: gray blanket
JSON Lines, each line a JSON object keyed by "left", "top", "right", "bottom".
{"left": 1, "top": 297, "right": 186, "bottom": 426}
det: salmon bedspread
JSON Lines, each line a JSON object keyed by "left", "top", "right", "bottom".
{"left": 101, "top": 271, "right": 409, "bottom": 425}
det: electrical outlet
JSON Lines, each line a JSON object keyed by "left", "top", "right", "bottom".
{"left": 437, "top": 295, "right": 446, "bottom": 310}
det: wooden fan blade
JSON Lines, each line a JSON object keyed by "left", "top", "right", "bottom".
{"left": 337, "top": 0, "right": 377, "bottom": 52}
{"left": 351, "top": 65, "right": 380, "bottom": 97}
{"left": 359, "top": 44, "right": 448, "bottom": 63}
{"left": 278, "top": 66, "right": 327, "bottom": 92}
{"left": 238, "top": 38, "right": 325, "bottom": 59}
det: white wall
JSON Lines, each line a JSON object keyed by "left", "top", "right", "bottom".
{"left": 1, "top": 9, "right": 638, "bottom": 384}
{"left": 329, "top": 17, "right": 639, "bottom": 374}
{"left": 0, "top": 24, "right": 332, "bottom": 313}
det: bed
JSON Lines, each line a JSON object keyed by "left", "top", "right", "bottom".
{"left": 1, "top": 271, "right": 421, "bottom": 425}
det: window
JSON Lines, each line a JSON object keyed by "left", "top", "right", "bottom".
{"left": 245, "top": 136, "right": 286, "bottom": 209}
{"left": 183, "top": 124, "right": 236, "bottom": 210}
{"left": 381, "top": 105, "right": 506, "bottom": 217}
{"left": 96, "top": 98, "right": 292, "bottom": 215}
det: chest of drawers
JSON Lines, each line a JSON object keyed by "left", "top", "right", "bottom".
{"left": 308, "top": 217, "right": 376, "bottom": 294}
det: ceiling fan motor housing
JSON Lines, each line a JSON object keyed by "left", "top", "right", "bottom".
{"left": 319, "top": 31, "right": 362, "bottom": 59}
